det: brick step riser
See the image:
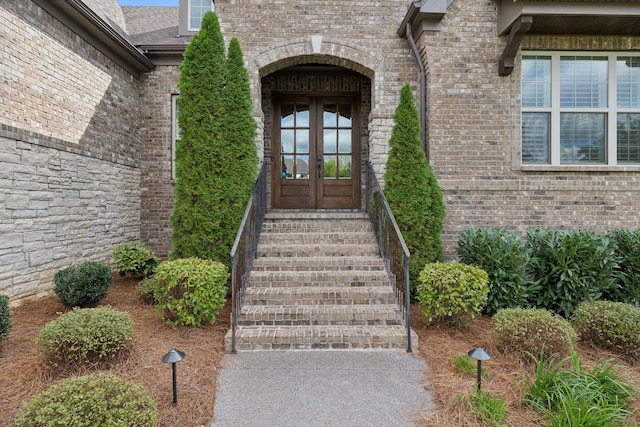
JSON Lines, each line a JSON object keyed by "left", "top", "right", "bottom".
{"left": 262, "top": 224, "right": 373, "bottom": 233}
{"left": 243, "top": 297, "right": 397, "bottom": 305}
{"left": 238, "top": 319, "right": 403, "bottom": 326}
{"left": 257, "top": 248, "right": 380, "bottom": 258}
{"left": 225, "top": 327, "right": 417, "bottom": 351}
{"left": 247, "top": 282, "right": 390, "bottom": 289}
{"left": 259, "top": 237, "right": 378, "bottom": 246}
{"left": 252, "top": 258, "right": 385, "bottom": 270}
{"left": 265, "top": 212, "right": 368, "bottom": 220}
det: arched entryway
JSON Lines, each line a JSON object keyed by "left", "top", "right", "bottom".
{"left": 261, "top": 64, "right": 372, "bottom": 210}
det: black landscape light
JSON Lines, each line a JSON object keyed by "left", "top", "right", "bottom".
{"left": 162, "top": 348, "right": 185, "bottom": 405}
{"left": 468, "top": 347, "right": 491, "bottom": 392}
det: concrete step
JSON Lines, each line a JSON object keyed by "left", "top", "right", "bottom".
{"left": 265, "top": 211, "right": 369, "bottom": 221}
{"left": 243, "top": 286, "right": 396, "bottom": 306}
{"left": 257, "top": 243, "right": 380, "bottom": 258}
{"left": 251, "top": 256, "right": 386, "bottom": 272}
{"left": 247, "top": 270, "right": 391, "bottom": 288}
{"left": 225, "top": 325, "right": 418, "bottom": 351}
{"left": 238, "top": 305, "right": 403, "bottom": 326}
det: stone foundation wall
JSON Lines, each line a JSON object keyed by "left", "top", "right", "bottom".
{"left": 0, "top": 2, "right": 143, "bottom": 301}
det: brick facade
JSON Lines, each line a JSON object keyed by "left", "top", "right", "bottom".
{"left": 2, "top": 0, "right": 639, "bottom": 301}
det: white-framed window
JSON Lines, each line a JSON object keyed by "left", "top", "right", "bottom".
{"left": 522, "top": 52, "right": 640, "bottom": 166}
{"left": 171, "top": 94, "right": 179, "bottom": 180}
{"left": 188, "top": 0, "right": 214, "bottom": 31}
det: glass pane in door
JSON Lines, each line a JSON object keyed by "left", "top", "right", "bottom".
{"left": 323, "top": 104, "right": 352, "bottom": 179}
{"left": 280, "top": 103, "right": 310, "bottom": 179}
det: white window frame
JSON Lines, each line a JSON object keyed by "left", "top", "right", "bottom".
{"left": 188, "top": 0, "right": 214, "bottom": 32}
{"left": 522, "top": 51, "right": 640, "bottom": 167}
{"left": 171, "top": 94, "right": 179, "bottom": 180}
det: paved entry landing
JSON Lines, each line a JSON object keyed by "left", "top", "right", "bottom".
{"left": 211, "top": 350, "right": 433, "bottom": 427}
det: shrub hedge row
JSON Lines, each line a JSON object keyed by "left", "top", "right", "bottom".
{"left": 457, "top": 227, "right": 640, "bottom": 317}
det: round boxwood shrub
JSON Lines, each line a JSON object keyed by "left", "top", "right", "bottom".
{"left": 492, "top": 308, "right": 577, "bottom": 363}
{"left": 38, "top": 306, "right": 134, "bottom": 367}
{"left": 572, "top": 300, "right": 640, "bottom": 363}
{"left": 54, "top": 261, "right": 112, "bottom": 307}
{"left": 154, "top": 257, "right": 229, "bottom": 326}
{"left": 416, "top": 261, "right": 489, "bottom": 328}
{"left": 111, "top": 242, "right": 158, "bottom": 278}
{"left": 11, "top": 373, "right": 157, "bottom": 427}
{"left": 0, "top": 294, "right": 11, "bottom": 341}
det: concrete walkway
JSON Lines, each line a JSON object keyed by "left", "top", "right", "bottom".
{"left": 211, "top": 350, "right": 433, "bottom": 427}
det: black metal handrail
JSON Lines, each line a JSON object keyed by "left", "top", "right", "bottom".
{"left": 365, "top": 161, "right": 412, "bottom": 352}
{"left": 230, "top": 162, "right": 267, "bottom": 353}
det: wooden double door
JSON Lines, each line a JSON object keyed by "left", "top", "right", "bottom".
{"left": 272, "top": 94, "right": 361, "bottom": 209}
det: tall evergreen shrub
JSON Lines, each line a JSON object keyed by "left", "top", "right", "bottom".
{"left": 608, "top": 229, "right": 640, "bottom": 305}
{"left": 171, "top": 13, "right": 257, "bottom": 265}
{"left": 384, "top": 84, "right": 445, "bottom": 295}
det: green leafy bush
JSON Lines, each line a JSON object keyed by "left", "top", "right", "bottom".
{"left": 38, "top": 306, "right": 134, "bottom": 367}
{"left": 11, "top": 373, "right": 157, "bottom": 427}
{"left": 608, "top": 229, "right": 640, "bottom": 305}
{"left": 492, "top": 308, "right": 577, "bottom": 363}
{"left": 571, "top": 300, "right": 640, "bottom": 363}
{"left": 136, "top": 276, "right": 158, "bottom": 305}
{"left": 111, "top": 242, "right": 158, "bottom": 278}
{"left": 154, "top": 257, "right": 229, "bottom": 326}
{"left": 524, "top": 350, "right": 636, "bottom": 426}
{"left": 53, "top": 261, "right": 112, "bottom": 308}
{"left": 416, "top": 261, "right": 488, "bottom": 328}
{"left": 457, "top": 227, "right": 531, "bottom": 315}
{"left": 526, "top": 228, "right": 618, "bottom": 317}
{"left": 0, "top": 294, "right": 10, "bottom": 341}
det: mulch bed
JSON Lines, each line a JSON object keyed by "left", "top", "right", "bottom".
{"left": 2, "top": 278, "right": 639, "bottom": 426}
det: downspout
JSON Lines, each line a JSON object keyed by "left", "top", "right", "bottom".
{"left": 405, "top": 22, "right": 428, "bottom": 159}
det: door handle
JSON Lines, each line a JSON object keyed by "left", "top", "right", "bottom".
{"left": 317, "top": 162, "right": 321, "bottom": 178}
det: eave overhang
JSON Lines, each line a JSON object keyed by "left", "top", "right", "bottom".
{"left": 499, "top": 0, "right": 640, "bottom": 76}
{"left": 32, "top": 0, "right": 155, "bottom": 78}
{"left": 398, "top": 0, "right": 450, "bottom": 39}
{"left": 139, "top": 44, "right": 187, "bottom": 66}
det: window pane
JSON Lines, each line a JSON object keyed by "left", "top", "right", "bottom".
{"left": 281, "top": 155, "right": 294, "bottom": 179}
{"left": 560, "top": 57, "right": 608, "bottom": 108}
{"left": 522, "top": 56, "right": 551, "bottom": 108}
{"left": 324, "top": 130, "right": 337, "bottom": 154}
{"left": 560, "top": 113, "right": 606, "bottom": 164}
{"left": 281, "top": 104, "right": 295, "bottom": 128}
{"left": 338, "top": 155, "right": 352, "bottom": 178}
{"left": 323, "top": 105, "right": 338, "bottom": 127}
{"left": 338, "top": 104, "right": 352, "bottom": 127}
{"left": 296, "top": 155, "right": 309, "bottom": 179}
{"left": 281, "top": 130, "right": 294, "bottom": 153}
{"left": 324, "top": 156, "right": 337, "bottom": 179}
{"left": 190, "top": 0, "right": 212, "bottom": 29}
{"left": 338, "top": 130, "right": 351, "bottom": 153}
{"left": 296, "top": 107, "right": 309, "bottom": 128}
{"left": 296, "top": 129, "right": 309, "bottom": 153}
{"left": 522, "top": 113, "right": 550, "bottom": 164}
{"left": 617, "top": 57, "right": 640, "bottom": 108}
{"left": 617, "top": 113, "right": 640, "bottom": 164}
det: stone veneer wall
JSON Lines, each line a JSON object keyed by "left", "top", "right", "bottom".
{"left": 0, "top": 2, "right": 143, "bottom": 302}
{"left": 417, "top": 0, "right": 640, "bottom": 259}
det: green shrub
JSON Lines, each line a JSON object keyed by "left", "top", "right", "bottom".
{"left": 11, "top": 373, "right": 157, "bottom": 427}
{"left": 384, "top": 84, "right": 445, "bottom": 298}
{"left": 526, "top": 228, "right": 618, "bottom": 317}
{"left": 457, "top": 227, "right": 531, "bottom": 315}
{"left": 154, "top": 257, "right": 228, "bottom": 326}
{"left": 492, "top": 308, "right": 576, "bottom": 363}
{"left": 609, "top": 229, "right": 640, "bottom": 305}
{"left": 416, "top": 261, "right": 488, "bottom": 328}
{"left": 136, "top": 276, "right": 158, "bottom": 305}
{"left": 38, "top": 306, "right": 134, "bottom": 367}
{"left": 571, "top": 300, "right": 640, "bottom": 363}
{"left": 111, "top": 242, "right": 158, "bottom": 278}
{"left": 53, "top": 261, "right": 112, "bottom": 308}
{"left": 524, "top": 350, "right": 636, "bottom": 426}
{"left": 0, "top": 294, "right": 10, "bottom": 341}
